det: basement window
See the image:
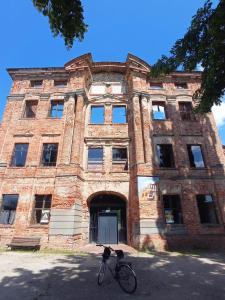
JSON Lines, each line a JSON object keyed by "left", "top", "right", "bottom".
{"left": 23, "top": 100, "right": 38, "bottom": 118}
{"left": 152, "top": 102, "right": 167, "bottom": 120}
{"left": 0, "top": 194, "right": 19, "bottom": 225}
{"left": 196, "top": 195, "right": 218, "bottom": 224}
{"left": 90, "top": 106, "right": 105, "bottom": 124}
{"left": 156, "top": 144, "right": 175, "bottom": 168}
{"left": 30, "top": 80, "right": 43, "bottom": 88}
{"left": 112, "top": 106, "right": 127, "bottom": 124}
{"left": 41, "top": 143, "right": 58, "bottom": 167}
{"left": 49, "top": 101, "right": 64, "bottom": 118}
{"left": 32, "top": 195, "right": 52, "bottom": 225}
{"left": 163, "top": 195, "right": 183, "bottom": 224}
{"left": 11, "top": 143, "right": 29, "bottom": 167}
{"left": 187, "top": 145, "right": 205, "bottom": 168}
{"left": 179, "top": 102, "right": 195, "bottom": 121}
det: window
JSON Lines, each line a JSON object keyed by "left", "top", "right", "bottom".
{"left": 30, "top": 80, "right": 43, "bottom": 88}
{"left": 112, "top": 148, "right": 127, "bottom": 161}
{"left": 49, "top": 101, "right": 64, "bottom": 118}
{"left": 54, "top": 80, "right": 67, "bottom": 87}
{"left": 112, "top": 106, "right": 127, "bottom": 124}
{"left": 163, "top": 195, "right": 183, "bottom": 224}
{"left": 41, "top": 143, "right": 58, "bottom": 166}
{"left": 11, "top": 143, "right": 29, "bottom": 167}
{"left": 179, "top": 102, "right": 194, "bottom": 121}
{"left": 88, "top": 148, "right": 103, "bottom": 165}
{"left": 196, "top": 195, "right": 218, "bottom": 224}
{"left": 175, "top": 82, "right": 187, "bottom": 89}
{"left": 32, "top": 195, "right": 52, "bottom": 225}
{"left": 23, "top": 100, "right": 38, "bottom": 118}
{"left": 156, "top": 144, "right": 175, "bottom": 168}
{"left": 90, "top": 106, "right": 104, "bottom": 124}
{"left": 187, "top": 145, "right": 205, "bottom": 168}
{"left": 152, "top": 102, "right": 167, "bottom": 120}
{"left": 149, "top": 82, "right": 163, "bottom": 89}
{"left": 0, "top": 194, "right": 18, "bottom": 225}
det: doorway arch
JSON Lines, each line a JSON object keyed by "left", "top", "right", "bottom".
{"left": 88, "top": 192, "right": 127, "bottom": 244}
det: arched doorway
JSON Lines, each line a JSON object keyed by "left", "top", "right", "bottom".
{"left": 89, "top": 193, "right": 127, "bottom": 244}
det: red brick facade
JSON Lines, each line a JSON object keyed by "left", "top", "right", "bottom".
{"left": 0, "top": 53, "right": 225, "bottom": 250}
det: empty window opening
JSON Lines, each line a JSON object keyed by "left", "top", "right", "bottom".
{"left": 32, "top": 195, "right": 52, "bottom": 225}
{"left": 11, "top": 143, "right": 29, "bottom": 167}
{"left": 54, "top": 80, "right": 67, "bottom": 87}
{"left": 49, "top": 101, "right": 64, "bottom": 118}
{"left": 156, "top": 144, "right": 175, "bottom": 168}
{"left": 30, "top": 80, "right": 43, "bottom": 88}
{"left": 112, "top": 106, "right": 127, "bottom": 124}
{"left": 152, "top": 102, "right": 167, "bottom": 120}
{"left": 41, "top": 143, "right": 58, "bottom": 167}
{"left": 196, "top": 195, "right": 218, "bottom": 224}
{"left": 90, "top": 106, "right": 104, "bottom": 124}
{"left": 163, "top": 195, "right": 183, "bottom": 224}
{"left": 23, "top": 100, "right": 38, "bottom": 118}
{"left": 175, "top": 82, "right": 187, "bottom": 89}
{"left": 187, "top": 145, "right": 205, "bottom": 168}
{"left": 149, "top": 82, "right": 163, "bottom": 89}
{"left": 179, "top": 102, "right": 194, "bottom": 121}
{"left": 112, "top": 148, "right": 127, "bottom": 161}
{"left": 0, "top": 194, "right": 19, "bottom": 225}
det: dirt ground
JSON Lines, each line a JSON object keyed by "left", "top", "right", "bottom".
{"left": 0, "top": 246, "right": 225, "bottom": 300}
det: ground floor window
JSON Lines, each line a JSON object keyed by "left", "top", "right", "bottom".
{"left": 0, "top": 194, "right": 19, "bottom": 225}
{"left": 32, "top": 195, "right": 52, "bottom": 225}
{"left": 163, "top": 194, "right": 183, "bottom": 224}
{"left": 196, "top": 194, "right": 218, "bottom": 224}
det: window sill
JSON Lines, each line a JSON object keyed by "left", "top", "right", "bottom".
{"left": 112, "top": 160, "right": 127, "bottom": 164}
{"left": 148, "top": 88, "right": 166, "bottom": 91}
{"left": 46, "top": 117, "right": 62, "bottom": 120}
{"left": 28, "top": 224, "right": 49, "bottom": 228}
{"left": 0, "top": 224, "right": 14, "bottom": 228}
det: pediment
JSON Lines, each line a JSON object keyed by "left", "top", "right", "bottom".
{"left": 65, "top": 53, "right": 92, "bottom": 71}
{"left": 127, "top": 53, "right": 151, "bottom": 73}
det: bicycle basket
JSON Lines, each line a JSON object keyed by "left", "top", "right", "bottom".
{"left": 115, "top": 250, "right": 124, "bottom": 260}
{"left": 102, "top": 247, "right": 111, "bottom": 260}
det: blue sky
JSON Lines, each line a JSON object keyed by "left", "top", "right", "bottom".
{"left": 0, "top": 0, "right": 224, "bottom": 144}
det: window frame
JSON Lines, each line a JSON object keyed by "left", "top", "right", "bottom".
{"left": 23, "top": 100, "right": 38, "bottom": 119}
{"left": 156, "top": 144, "right": 175, "bottom": 168}
{"left": 112, "top": 147, "right": 128, "bottom": 163}
{"left": 179, "top": 101, "right": 195, "bottom": 121}
{"left": 31, "top": 194, "right": 52, "bottom": 225}
{"left": 49, "top": 100, "right": 64, "bottom": 118}
{"left": 41, "top": 143, "right": 58, "bottom": 167}
{"left": 0, "top": 194, "right": 19, "bottom": 225}
{"left": 162, "top": 194, "right": 183, "bottom": 225}
{"left": 112, "top": 105, "right": 127, "bottom": 124}
{"left": 152, "top": 102, "right": 167, "bottom": 120}
{"left": 10, "top": 143, "right": 29, "bottom": 167}
{"left": 187, "top": 144, "right": 205, "bottom": 168}
{"left": 196, "top": 194, "right": 219, "bottom": 225}
{"left": 90, "top": 105, "right": 105, "bottom": 124}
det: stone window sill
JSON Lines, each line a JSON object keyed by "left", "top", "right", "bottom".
{"left": 28, "top": 224, "right": 49, "bottom": 228}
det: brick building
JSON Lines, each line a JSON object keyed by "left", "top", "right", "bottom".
{"left": 0, "top": 53, "right": 225, "bottom": 250}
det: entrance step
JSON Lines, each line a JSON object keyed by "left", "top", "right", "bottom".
{"left": 75, "top": 243, "right": 138, "bottom": 255}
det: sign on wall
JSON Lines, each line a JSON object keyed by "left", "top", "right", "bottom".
{"left": 137, "top": 176, "right": 159, "bottom": 201}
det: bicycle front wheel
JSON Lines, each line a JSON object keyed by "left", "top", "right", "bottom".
{"left": 117, "top": 264, "right": 137, "bottom": 294}
{"left": 97, "top": 262, "right": 106, "bottom": 285}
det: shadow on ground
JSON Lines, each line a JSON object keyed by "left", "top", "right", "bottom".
{"left": 0, "top": 251, "right": 225, "bottom": 300}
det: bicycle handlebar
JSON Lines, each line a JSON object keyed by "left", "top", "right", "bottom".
{"left": 96, "top": 244, "right": 115, "bottom": 251}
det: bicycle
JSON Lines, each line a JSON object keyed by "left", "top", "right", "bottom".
{"left": 96, "top": 244, "right": 137, "bottom": 294}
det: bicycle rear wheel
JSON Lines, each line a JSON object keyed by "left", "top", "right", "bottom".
{"left": 117, "top": 264, "right": 137, "bottom": 294}
{"left": 97, "top": 263, "right": 106, "bottom": 285}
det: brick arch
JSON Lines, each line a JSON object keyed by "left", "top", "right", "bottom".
{"left": 86, "top": 190, "right": 127, "bottom": 207}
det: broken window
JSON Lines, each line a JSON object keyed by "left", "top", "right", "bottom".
{"left": 90, "top": 106, "right": 104, "bottom": 124}
{"left": 152, "top": 102, "right": 167, "bottom": 120}
{"left": 54, "top": 80, "right": 67, "bottom": 87}
{"left": 187, "top": 145, "right": 205, "bottom": 168}
{"left": 196, "top": 195, "right": 218, "bottom": 224}
{"left": 175, "top": 82, "right": 188, "bottom": 89}
{"left": 30, "top": 80, "right": 43, "bottom": 88}
{"left": 0, "top": 194, "right": 19, "bottom": 225}
{"left": 41, "top": 143, "right": 58, "bottom": 167}
{"left": 23, "top": 100, "right": 38, "bottom": 118}
{"left": 32, "top": 195, "right": 52, "bottom": 225}
{"left": 112, "top": 148, "right": 127, "bottom": 161}
{"left": 112, "top": 106, "right": 127, "bottom": 124}
{"left": 156, "top": 144, "right": 175, "bottom": 168}
{"left": 149, "top": 82, "right": 163, "bottom": 89}
{"left": 11, "top": 143, "right": 29, "bottom": 167}
{"left": 179, "top": 102, "right": 194, "bottom": 121}
{"left": 163, "top": 195, "right": 183, "bottom": 224}
{"left": 49, "top": 101, "right": 64, "bottom": 118}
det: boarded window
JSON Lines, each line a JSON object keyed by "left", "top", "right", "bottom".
{"left": 0, "top": 194, "right": 19, "bottom": 225}
{"left": 23, "top": 100, "right": 38, "bottom": 118}
{"left": 196, "top": 195, "right": 218, "bottom": 224}
{"left": 152, "top": 102, "right": 167, "bottom": 120}
{"left": 163, "top": 195, "right": 183, "bottom": 224}
{"left": 32, "top": 195, "right": 52, "bottom": 225}
{"left": 11, "top": 144, "right": 29, "bottom": 167}
{"left": 156, "top": 144, "right": 175, "bottom": 168}
{"left": 112, "top": 106, "right": 127, "bottom": 124}
{"left": 179, "top": 102, "right": 194, "bottom": 121}
{"left": 30, "top": 80, "right": 43, "bottom": 87}
{"left": 187, "top": 145, "right": 205, "bottom": 168}
{"left": 149, "top": 82, "right": 163, "bottom": 89}
{"left": 41, "top": 144, "right": 58, "bottom": 167}
{"left": 175, "top": 82, "right": 187, "bottom": 89}
{"left": 50, "top": 101, "right": 64, "bottom": 118}
{"left": 90, "top": 106, "right": 104, "bottom": 124}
